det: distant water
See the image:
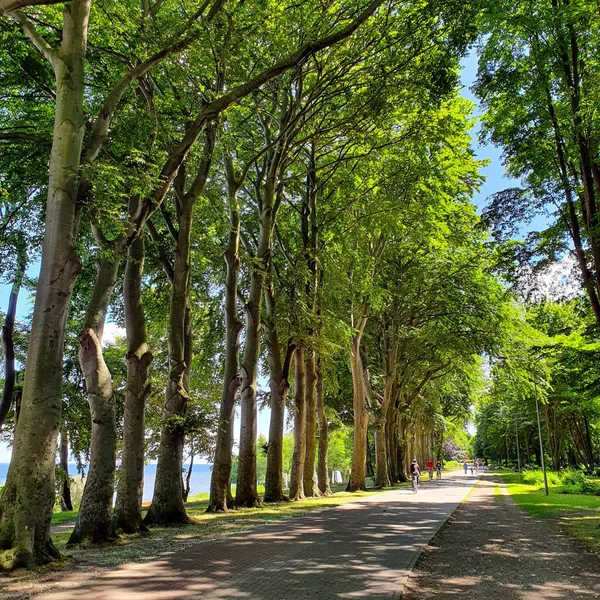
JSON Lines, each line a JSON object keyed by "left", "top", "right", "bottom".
{"left": 0, "top": 463, "right": 213, "bottom": 503}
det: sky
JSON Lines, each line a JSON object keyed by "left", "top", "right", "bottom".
{"left": 0, "top": 51, "right": 518, "bottom": 463}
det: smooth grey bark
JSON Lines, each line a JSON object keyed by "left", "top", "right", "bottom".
{"left": 0, "top": 0, "right": 91, "bottom": 568}
{"left": 0, "top": 247, "right": 26, "bottom": 427}
{"left": 69, "top": 255, "right": 120, "bottom": 545}
{"left": 289, "top": 347, "right": 306, "bottom": 501}
{"left": 208, "top": 165, "right": 242, "bottom": 513}
{"left": 303, "top": 349, "right": 321, "bottom": 497}
{"left": 115, "top": 231, "right": 152, "bottom": 533}
{"left": 263, "top": 278, "right": 295, "bottom": 503}
{"left": 316, "top": 360, "right": 332, "bottom": 496}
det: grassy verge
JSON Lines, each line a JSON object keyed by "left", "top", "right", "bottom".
{"left": 497, "top": 471, "right": 600, "bottom": 554}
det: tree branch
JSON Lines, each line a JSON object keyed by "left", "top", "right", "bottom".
{"left": 0, "top": 132, "right": 49, "bottom": 143}
{"left": 82, "top": 27, "right": 207, "bottom": 164}
{"left": 0, "top": 0, "right": 62, "bottom": 15}
{"left": 10, "top": 10, "right": 58, "bottom": 66}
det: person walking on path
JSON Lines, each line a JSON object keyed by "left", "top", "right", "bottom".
{"left": 436, "top": 460, "right": 442, "bottom": 480}
{"left": 426, "top": 460, "right": 434, "bottom": 481}
{"left": 463, "top": 460, "right": 468, "bottom": 474}
{"left": 410, "top": 459, "right": 421, "bottom": 492}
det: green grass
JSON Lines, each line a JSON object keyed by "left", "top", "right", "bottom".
{"left": 51, "top": 510, "right": 78, "bottom": 525}
{"left": 498, "top": 471, "right": 600, "bottom": 554}
{"left": 493, "top": 484, "right": 503, "bottom": 504}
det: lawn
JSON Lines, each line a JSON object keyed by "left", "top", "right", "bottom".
{"left": 498, "top": 471, "right": 600, "bottom": 554}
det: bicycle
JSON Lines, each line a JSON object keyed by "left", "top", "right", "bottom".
{"left": 412, "top": 474, "right": 419, "bottom": 494}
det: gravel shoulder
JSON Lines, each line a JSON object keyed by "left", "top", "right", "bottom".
{"left": 403, "top": 473, "right": 600, "bottom": 600}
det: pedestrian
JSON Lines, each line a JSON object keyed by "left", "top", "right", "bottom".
{"left": 426, "top": 459, "right": 434, "bottom": 481}
{"left": 436, "top": 460, "right": 442, "bottom": 480}
{"left": 409, "top": 459, "right": 421, "bottom": 492}
{"left": 463, "top": 460, "right": 468, "bottom": 474}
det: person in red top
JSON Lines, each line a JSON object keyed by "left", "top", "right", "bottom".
{"left": 426, "top": 460, "right": 434, "bottom": 481}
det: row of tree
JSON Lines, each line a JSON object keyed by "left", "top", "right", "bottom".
{"left": 0, "top": 0, "right": 523, "bottom": 570}
{"left": 473, "top": 0, "right": 600, "bottom": 473}
{"left": 476, "top": 298, "right": 600, "bottom": 473}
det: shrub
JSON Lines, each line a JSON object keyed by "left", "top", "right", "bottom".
{"left": 581, "top": 481, "right": 600, "bottom": 496}
{"left": 560, "top": 470, "right": 587, "bottom": 487}
{"left": 521, "top": 469, "right": 561, "bottom": 486}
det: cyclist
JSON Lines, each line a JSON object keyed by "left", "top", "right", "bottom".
{"left": 436, "top": 460, "right": 442, "bottom": 480}
{"left": 409, "top": 459, "right": 421, "bottom": 493}
{"left": 426, "top": 459, "right": 434, "bottom": 481}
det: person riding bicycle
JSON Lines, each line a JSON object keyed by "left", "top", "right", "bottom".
{"left": 409, "top": 459, "right": 421, "bottom": 489}
{"left": 435, "top": 460, "right": 442, "bottom": 480}
{"left": 426, "top": 459, "right": 434, "bottom": 481}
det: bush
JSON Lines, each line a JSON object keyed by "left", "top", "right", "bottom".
{"left": 521, "top": 469, "right": 561, "bottom": 486}
{"left": 581, "top": 481, "right": 600, "bottom": 496}
{"left": 560, "top": 470, "right": 586, "bottom": 487}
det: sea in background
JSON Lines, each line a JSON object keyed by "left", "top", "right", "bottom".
{"left": 0, "top": 463, "right": 213, "bottom": 503}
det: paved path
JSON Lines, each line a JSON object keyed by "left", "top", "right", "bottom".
{"left": 37, "top": 472, "right": 478, "bottom": 600}
{"left": 403, "top": 473, "right": 600, "bottom": 599}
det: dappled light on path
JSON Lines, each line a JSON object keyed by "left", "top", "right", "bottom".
{"left": 403, "top": 475, "right": 600, "bottom": 600}
{"left": 37, "top": 474, "right": 476, "bottom": 599}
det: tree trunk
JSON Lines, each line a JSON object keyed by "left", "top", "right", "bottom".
{"left": 303, "top": 349, "right": 321, "bottom": 497}
{"left": 387, "top": 407, "right": 398, "bottom": 482}
{"left": 583, "top": 416, "right": 595, "bottom": 470}
{"left": 235, "top": 282, "right": 262, "bottom": 508}
{"left": 69, "top": 256, "right": 120, "bottom": 545}
{"left": 374, "top": 418, "right": 390, "bottom": 487}
{"left": 263, "top": 281, "right": 294, "bottom": 503}
{"left": 0, "top": 248, "right": 26, "bottom": 427}
{"left": 145, "top": 196, "right": 194, "bottom": 526}
{"left": 208, "top": 180, "right": 242, "bottom": 512}
{"left": 59, "top": 430, "right": 73, "bottom": 512}
{"left": 236, "top": 163, "right": 282, "bottom": 509}
{"left": 0, "top": 0, "right": 90, "bottom": 568}
{"left": 316, "top": 360, "right": 332, "bottom": 496}
{"left": 145, "top": 128, "right": 214, "bottom": 525}
{"left": 183, "top": 449, "right": 194, "bottom": 502}
{"left": 289, "top": 347, "right": 307, "bottom": 500}
{"left": 115, "top": 232, "right": 152, "bottom": 534}
{"left": 347, "top": 327, "right": 368, "bottom": 492}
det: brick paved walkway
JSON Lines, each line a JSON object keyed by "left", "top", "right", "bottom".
{"left": 38, "top": 472, "right": 478, "bottom": 600}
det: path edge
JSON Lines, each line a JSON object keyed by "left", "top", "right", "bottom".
{"left": 392, "top": 473, "right": 482, "bottom": 600}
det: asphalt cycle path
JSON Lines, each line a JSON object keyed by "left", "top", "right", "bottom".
{"left": 37, "top": 471, "right": 479, "bottom": 600}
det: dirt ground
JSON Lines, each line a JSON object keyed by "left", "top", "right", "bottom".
{"left": 403, "top": 475, "right": 600, "bottom": 599}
